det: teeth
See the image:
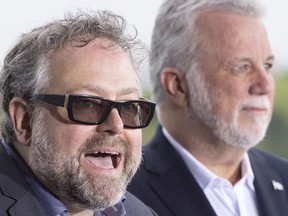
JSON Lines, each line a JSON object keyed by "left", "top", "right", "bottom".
{"left": 97, "top": 151, "right": 119, "bottom": 156}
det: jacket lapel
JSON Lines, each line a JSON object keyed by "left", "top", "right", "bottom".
{"left": 0, "top": 142, "right": 45, "bottom": 216}
{"left": 249, "top": 149, "right": 288, "bottom": 216}
{"left": 144, "top": 128, "right": 288, "bottom": 216}
{"left": 148, "top": 162, "right": 216, "bottom": 216}
{"left": 145, "top": 126, "right": 216, "bottom": 216}
{"left": 7, "top": 190, "right": 46, "bottom": 216}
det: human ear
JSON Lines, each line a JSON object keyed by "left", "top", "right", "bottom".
{"left": 160, "top": 67, "right": 188, "bottom": 106}
{"left": 9, "top": 97, "right": 32, "bottom": 146}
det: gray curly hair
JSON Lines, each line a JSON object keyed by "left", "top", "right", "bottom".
{"left": 0, "top": 10, "right": 147, "bottom": 144}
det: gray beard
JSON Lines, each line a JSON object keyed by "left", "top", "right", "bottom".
{"left": 28, "top": 109, "right": 141, "bottom": 210}
{"left": 187, "top": 70, "right": 269, "bottom": 148}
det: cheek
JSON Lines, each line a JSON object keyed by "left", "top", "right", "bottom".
{"left": 209, "top": 81, "right": 243, "bottom": 118}
{"left": 45, "top": 122, "right": 88, "bottom": 154}
{"left": 123, "top": 129, "right": 142, "bottom": 153}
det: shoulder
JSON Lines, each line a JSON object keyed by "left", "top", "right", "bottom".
{"left": 142, "top": 125, "right": 178, "bottom": 161}
{"left": 0, "top": 143, "right": 45, "bottom": 215}
{"left": 124, "top": 192, "right": 158, "bottom": 216}
{"left": 249, "top": 148, "right": 288, "bottom": 166}
{"left": 249, "top": 148, "right": 288, "bottom": 177}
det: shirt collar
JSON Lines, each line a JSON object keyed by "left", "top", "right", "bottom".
{"left": 102, "top": 198, "right": 126, "bottom": 216}
{"left": 162, "top": 127, "right": 255, "bottom": 190}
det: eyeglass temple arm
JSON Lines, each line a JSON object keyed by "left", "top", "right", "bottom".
{"left": 36, "top": 94, "right": 66, "bottom": 107}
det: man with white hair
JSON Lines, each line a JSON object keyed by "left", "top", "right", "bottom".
{"left": 128, "top": 0, "right": 288, "bottom": 215}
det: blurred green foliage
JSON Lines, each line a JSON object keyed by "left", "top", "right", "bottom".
{"left": 142, "top": 72, "right": 288, "bottom": 159}
{"left": 259, "top": 73, "right": 288, "bottom": 158}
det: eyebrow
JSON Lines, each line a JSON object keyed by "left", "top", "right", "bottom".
{"left": 115, "top": 87, "right": 142, "bottom": 98}
{"left": 66, "top": 85, "right": 142, "bottom": 98}
{"left": 266, "top": 55, "right": 275, "bottom": 62}
{"left": 232, "top": 55, "right": 275, "bottom": 62}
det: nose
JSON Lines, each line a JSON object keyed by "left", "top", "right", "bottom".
{"left": 248, "top": 67, "right": 274, "bottom": 96}
{"left": 96, "top": 108, "right": 124, "bottom": 135}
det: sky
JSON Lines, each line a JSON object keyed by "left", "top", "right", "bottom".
{"left": 0, "top": 0, "right": 287, "bottom": 75}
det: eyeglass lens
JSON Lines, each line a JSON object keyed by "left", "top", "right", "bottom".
{"left": 72, "top": 97, "right": 153, "bottom": 127}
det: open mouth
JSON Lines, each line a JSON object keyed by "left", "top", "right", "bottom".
{"left": 85, "top": 151, "right": 121, "bottom": 169}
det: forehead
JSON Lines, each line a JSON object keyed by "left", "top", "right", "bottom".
{"left": 47, "top": 39, "right": 140, "bottom": 98}
{"left": 196, "top": 11, "right": 272, "bottom": 59}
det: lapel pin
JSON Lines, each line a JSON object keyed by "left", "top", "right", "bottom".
{"left": 272, "top": 180, "right": 284, "bottom": 191}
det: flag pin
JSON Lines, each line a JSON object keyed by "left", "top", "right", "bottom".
{"left": 272, "top": 180, "right": 284, "bottom": 191}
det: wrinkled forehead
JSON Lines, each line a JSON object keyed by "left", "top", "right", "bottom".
{"left": 45, "top": 39, "right": 140, "bottom": 98}
{"left": 197, "top": 11, "right": 262, "bottom": 39}
{"left": 195, "top": 11, "right": 272, "bottom": 57}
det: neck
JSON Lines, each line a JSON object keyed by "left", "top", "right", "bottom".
{"left": 61, "top": 201, "right": 95, "bottom": 216}
{"left": 69, "top": 211, "right": 94, "bottom": 216}
{"left": 167, "top": 123, "right": 247, "bottom": 184}
{"left": 189, "top": 138, "right": 246, "bottom": 184}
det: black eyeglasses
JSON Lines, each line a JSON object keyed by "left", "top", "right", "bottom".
{"left": 29, "top": 94, "right": 155, "bottom": 129}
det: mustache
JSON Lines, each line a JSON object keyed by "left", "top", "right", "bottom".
{"left": 79, "top": 134, "right": 128, "bottom": 153}
{"left": 240, "top": 96, "right": 270, "bottom": 110}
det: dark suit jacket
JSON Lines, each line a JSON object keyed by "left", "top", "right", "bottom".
{"left": 128, "top": 125, "right": 288, "bottom": 216}
{"left": 0, "top": 142, "right": 157, "bottom": 216}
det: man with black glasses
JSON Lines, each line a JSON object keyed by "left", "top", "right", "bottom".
{"left": 0, "top": 10, "right": 156, "bottom": 216}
